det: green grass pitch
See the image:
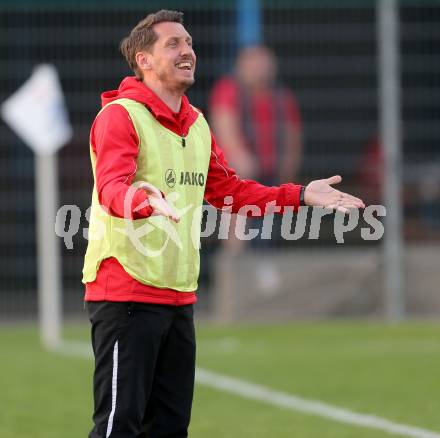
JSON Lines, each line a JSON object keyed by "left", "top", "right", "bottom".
{"left": 1, "top": 321, "right": 440, "bottom": 437}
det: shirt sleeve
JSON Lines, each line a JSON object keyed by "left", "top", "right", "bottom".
{"left": 208, "top": 77, "right": 239, "bottom": 113}
{"left": 90, "top": 104, "right": 153, "bottom": 219}
{"left": 204, "top": 131, "right": 302, "bottom": 216}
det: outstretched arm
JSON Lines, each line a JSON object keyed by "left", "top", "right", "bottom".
{"left": 204, "top": 132, "right": 364, "bottom": 214}
{"left": 204, "top": 132, "right": 302, "bottom": 215}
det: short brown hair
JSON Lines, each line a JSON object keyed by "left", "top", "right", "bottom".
{"left": 120, "top": 10, "right": 184, "bottom": 79}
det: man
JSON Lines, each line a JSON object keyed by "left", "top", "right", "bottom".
{"left": 209, "top": 46, "right": 303, "bottom": 250}
{"left": 210, "top": 45, "right": 302, "bottom": 185}
{"left": 83, "top": 10, "right": 364, "bottom": 438}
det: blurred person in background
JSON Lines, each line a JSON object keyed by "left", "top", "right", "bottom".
{"left": 209, "top": 45, "right": 303, "bottom": 253}
{"left": 357, "top": 135, "right": 440, "bottom": 236}
{"left": 209, "top": 45, "right": 303, "bottom": 186}
{"left": 82, "top": 9, "right": 364, "bottom": 438}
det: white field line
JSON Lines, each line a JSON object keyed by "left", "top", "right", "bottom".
{"left": 56, "top": 340, "right": 440, "bottom": 438}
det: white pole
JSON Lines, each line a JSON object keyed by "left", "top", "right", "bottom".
{"left": 1, "top": 64, "right": 69, "bottom": 347}
{"left": 35, "top": 153, "right": 62, "bottom": 348}
{"left": 377, "top": 0, "right": 404, "bottom": 320}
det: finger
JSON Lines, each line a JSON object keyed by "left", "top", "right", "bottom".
{"left": 159, "top": 208, "right": 180, "bottom": 223}
{"left": 138, "top": 182, "right": 162, "bottom": 197}
{"left": 338, "top": 196, "right": 364, "bottom": 210}
{"left": 341, "top": 199, "right": 364, "bottom": 209}
{"left": 150, "top": 198, "right": 180, "bottom": 223}
{"left": 348, "top": 200, "right": 365, "bottom": 209}
{"left": 168, "top": 207, "right": 180, "bottom": 223}
{"left": 341, "top": 192, "right": 365, "bottom": 207}
{"left": 331, "top": 200, "right": 350, "bottom": 214}
{"left": 162, "top": 198, "right": 180, "bottom": 223}
{"left": 162, "top": 201, "right": 180, "bottom": 223}
{"left": 335, "top": 206, "right": 350, "bottom": 214}
{"left": 150, "top": 202, "right": 171, "bottom": 218}
{"left": 339, "top": 203, "right": 361, "bottom": 211}
{"left": 326, "top": 202, "right": 357, "bottom": 214}
{"left": 325, "top": 175, "right": 342, "bottom": 186}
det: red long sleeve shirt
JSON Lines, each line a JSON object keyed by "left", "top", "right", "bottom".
{"left": 85, "top": 77, "right": 301, "bottom": 305}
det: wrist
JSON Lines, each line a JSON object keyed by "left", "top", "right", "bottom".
{"left": 132, "top": 190, "right": 153, "bottom": 219}
{"left": 299, "top": 185, "right": 307, "bottom": 206}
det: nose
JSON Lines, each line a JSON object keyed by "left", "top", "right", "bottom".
{"left": 180, "top": 42, "right": 193, "bottom": 57}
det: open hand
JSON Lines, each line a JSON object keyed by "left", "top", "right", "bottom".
{"left": 137, "top": 182, "right": 180, "bottom": 223}
{"left": 304, "top": 175, "right": 365, "bottom": 214}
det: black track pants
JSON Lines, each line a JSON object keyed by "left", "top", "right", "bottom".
{"left": 87, "top": 301, "right": 196, "bottom": 438}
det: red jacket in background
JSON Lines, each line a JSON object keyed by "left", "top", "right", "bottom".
{"left": 209, "top": 76, "right": 302, "bottom": 181}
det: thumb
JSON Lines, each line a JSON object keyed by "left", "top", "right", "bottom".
{"left": 138, "top": 181, "right": 162, "bottom": 198}
{"left": 325, "top": 175, "right": 342, "bottom": 186}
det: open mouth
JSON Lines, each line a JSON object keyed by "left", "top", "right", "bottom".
{"left": 176, "top": 62, "right": 192, "bottom": 71}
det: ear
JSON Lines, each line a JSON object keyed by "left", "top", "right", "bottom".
{"left": 135, "top": 51, "right": 152, "bottom": 72}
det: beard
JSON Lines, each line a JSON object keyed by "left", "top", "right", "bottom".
{"left": 157, "top": 68, "right": 195, "bottom": 94}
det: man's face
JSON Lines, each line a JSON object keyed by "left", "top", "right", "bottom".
{"left": 145, "top": 21, "right": 196, "bottom": 93}
{"left": 237, "top": 46, "right": 276, "bottom": 91}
